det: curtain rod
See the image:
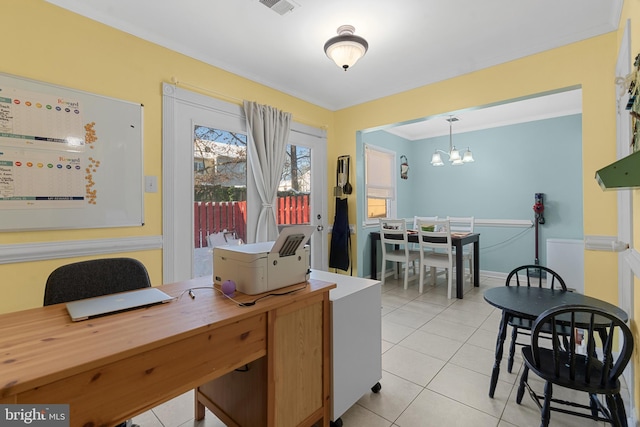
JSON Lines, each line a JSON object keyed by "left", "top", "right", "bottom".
{"left": 170, "top": 77, "right": 328, "bottom": 130}
{"left": 171, "top": 77, "right": 243, "bottom": 103}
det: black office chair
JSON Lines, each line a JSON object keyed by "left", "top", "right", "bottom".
{"left": 44, "top": 257, "right": 151, "bottom": 305}
{"left": 44, "top": 257, "right": 151, "bottom": 427}
{"left": 505, "top": 265, "right": 567, "bottom": 373}
{"left": 516, "top": 304, "right": 633, "bottom": 427}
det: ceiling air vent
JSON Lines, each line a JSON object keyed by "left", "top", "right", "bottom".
{"left": 259, "top": 0, "right": 296, "bottom": 15}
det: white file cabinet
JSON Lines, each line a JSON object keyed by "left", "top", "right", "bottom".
{"left": 310, "top": 270, "right": 382, "bottom": 427}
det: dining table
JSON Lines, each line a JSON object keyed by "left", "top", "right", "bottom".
{"left": 483, "top": 286, "right": 628, "bottom": 398}
{"left": 369, "top": 230, "right": 480, "bottom": 299}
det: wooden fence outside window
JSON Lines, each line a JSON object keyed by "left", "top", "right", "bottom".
{"left": 194, "top": 194, "right": 310, "bottom": 248}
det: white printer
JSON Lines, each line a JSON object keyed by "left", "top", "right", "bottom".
{"left": 213, "top": 225, "right": 314, "bottom": 295}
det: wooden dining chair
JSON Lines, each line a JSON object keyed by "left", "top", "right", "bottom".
{"left": 416, "top": 218, "right": 453, "bottom": 297}
{"left": 516, "top": 304, "right": 633, "bottom": 427}
{"left": 379, "top": 218, "right": 420, "bottom": 289}
{"left": 504, "top": 264, "right": 567, "bottom": 374}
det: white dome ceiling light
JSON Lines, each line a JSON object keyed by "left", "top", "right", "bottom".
{"left": 324, "top": 25, "right": 369, "bottom": 71}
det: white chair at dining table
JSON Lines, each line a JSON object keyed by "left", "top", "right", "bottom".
{"left": 416, "top": 218, "right": 454, "bottom": 297}
{"left": 447, "top": 216, "right": 475, "bottom": 284}
{"left": 412, "top": 215, "right": 439, "bottom": 231}
{"left": 412, "top": 216, "right": 443, "bottom": 281}
{"left": 379, "top": 218, "right": 420, "bottom": 289}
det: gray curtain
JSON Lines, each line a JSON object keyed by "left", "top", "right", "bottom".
{"left": 244, "top": 100, "right": 292, "bottom": 242}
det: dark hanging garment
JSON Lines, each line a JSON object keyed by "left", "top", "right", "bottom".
{"left": 329, "top": 197, "right": 351, "bottom": 272}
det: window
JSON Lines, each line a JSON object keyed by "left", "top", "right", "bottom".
{"left": 194, "top": 160, "right": 205, "bottom": 173}
{"left": 364, "top": 144, "right": 396, "bottom": 222}
{"left": 367, "top": 197, "right": 387, "bottom": 219}
{"left": 193, "top": 126, "right": 248, "bottom": 247}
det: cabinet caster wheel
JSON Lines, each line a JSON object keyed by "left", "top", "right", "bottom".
{"left": 371, "top": 382, "right": 382, "bottom": 393}
{"left": 330, "top": 417, "right": 343, "bottom": 427}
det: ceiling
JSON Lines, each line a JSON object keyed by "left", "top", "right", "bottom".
{"left": 45, "top": 0, "right": 621, "bottom": 114}
{"left": 384, "top": 88, "right": 583, "bottom": 140}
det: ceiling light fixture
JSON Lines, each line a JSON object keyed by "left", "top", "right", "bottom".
{"left": 430, "top": 116, "right": 474, "bottom": 166}
{"left": 324, "top": 25, "right": 368, "bottom": 71}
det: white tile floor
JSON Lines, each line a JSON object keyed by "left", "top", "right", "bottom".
{"left": 132, "top": 272, "right": 628, "bottom": 427}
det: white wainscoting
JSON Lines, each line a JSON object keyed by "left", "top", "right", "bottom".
{"left": 363, "top": 218, "right": 534, "bottom": 229}
{"left": 474, "top": 218, "right": 533, "bottom": 228}
{"left": 0, "top": 236, "right": 162, "bottom": 264}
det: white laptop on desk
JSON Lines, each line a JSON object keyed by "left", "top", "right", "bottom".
{"left": 66, "top": 287, "right": 175, "bottom": 321}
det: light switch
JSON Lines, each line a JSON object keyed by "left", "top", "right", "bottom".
{"left": 145, "top": 176, "right": 158, "bottom": 193}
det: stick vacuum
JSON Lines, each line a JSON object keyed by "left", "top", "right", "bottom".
{"left": 533, "top": 193, "right": 545, "bottom": 266}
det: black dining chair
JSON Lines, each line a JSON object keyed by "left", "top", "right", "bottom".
{"left": 44, "top": 257, "right": 151, "bottom": 427}
{"left": 516, "top": 304, "right": 633, "bottom": 427}
{"left": 504, "top": 265, "right": 567, "bottom": 373}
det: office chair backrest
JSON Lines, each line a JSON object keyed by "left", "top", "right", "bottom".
{"left": 531, "top": 304, "right": 633, "bottom": 388}
{"left": 44, "top": 258, "right": 152, "bottom": 306}
{"left": 505, "top": 264, "right": 566, "bottom": 291}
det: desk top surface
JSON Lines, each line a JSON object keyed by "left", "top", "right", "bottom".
{"left": 483, "top": 286, "right": 628, "bottom": 322}
{"left": 310, "top": 270, "right": 380, "bottom": 300}
{"left": 0, "top": 277, "right": 335, "bottom": 398}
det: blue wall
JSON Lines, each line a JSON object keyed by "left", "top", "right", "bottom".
{"left": 356, "top": 114, "right": 583, "bottom": 277}
{"left": 355, "top": 131, "right": 415, "bottom": 278}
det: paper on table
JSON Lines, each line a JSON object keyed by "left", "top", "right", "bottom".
{"left": 451, "top": 232, "right": 471, "bottom": 237}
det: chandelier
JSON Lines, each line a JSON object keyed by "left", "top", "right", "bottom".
{"left": 430, "top": 116, "right": 474, "bottom": 166}
{"left": 324, "top": 25, "right": 368, "bottom": 71}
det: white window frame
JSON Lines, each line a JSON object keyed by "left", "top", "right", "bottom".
{"left": 363, "top": 143, "right": 397, "bottom": 225}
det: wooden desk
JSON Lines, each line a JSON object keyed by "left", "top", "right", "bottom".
{"left": 369, "top": 231, "right": 480, "bottom": 298}
{"left": 483, "top": 286, "right": 628, "bottom": 398}
{"left": 0, "top": 276, "right": 335, "bottom": 427}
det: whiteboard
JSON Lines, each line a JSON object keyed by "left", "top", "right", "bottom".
{"left": 0, "top": 72, "right": 143, "bottom": 231}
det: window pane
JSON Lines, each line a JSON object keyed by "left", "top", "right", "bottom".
{"left": 367, "top": 197, "right": 387, "bottom": 219}
{"left": 277, "top": 144, "right": 311, "bottom": 226}
{"left": 193, "top": 126, "right": 247, "bottom": 278}
{"left": 365, "top": 145, "right": 395, "bottom": 199}
{"left": 193, "top": 126, "right": 247, "bottom": 205}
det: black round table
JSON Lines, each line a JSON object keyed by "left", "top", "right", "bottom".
{"left": 484, "top": 286, "right": 628, "bottom": 398}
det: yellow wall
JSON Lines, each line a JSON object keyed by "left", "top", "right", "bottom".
{"left": 3, "top": 0, "right": 640, "bottom": 415}
{"left": 1, "top": 0, "right": 332, "bottom": 312}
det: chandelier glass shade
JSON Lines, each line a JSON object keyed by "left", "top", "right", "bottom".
{"left": 324, "top": 25, "right": 368, "bottom": 71}
{"left": 431, "top": 117, "right": 474, "bottom": 166}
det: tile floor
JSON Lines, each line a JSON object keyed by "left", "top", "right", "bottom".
{"left": 132, "top": 272, "right": 629, "bottom": 427}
